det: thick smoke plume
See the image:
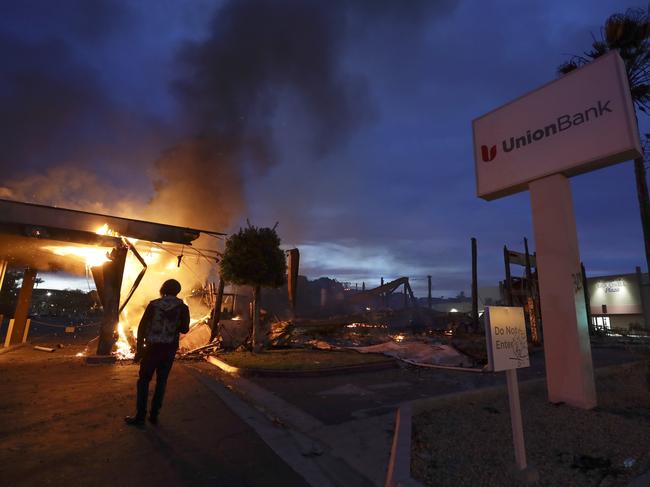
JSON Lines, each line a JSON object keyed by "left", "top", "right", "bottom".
{"left": 0, "top": 0, "right": 451, "bottom": 230}
{"left": 0, "top": 0, "right": 455, "bottom": 330}
{"left": 0, "top": 1, "right": 452, "bottom": 285}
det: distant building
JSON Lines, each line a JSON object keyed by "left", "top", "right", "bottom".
{"left": 587, "top": 271, "right": 649, "bottom": 332}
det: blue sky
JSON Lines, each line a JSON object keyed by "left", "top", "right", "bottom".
{"left": 1, "top": 1, "right": 647, "bottom": 296}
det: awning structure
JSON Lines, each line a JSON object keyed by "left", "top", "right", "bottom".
{"left": 0, "top": 198, "right": 225, "bottom": 357}
{"left": 0, "top": 197, "right": 224, "bottom": 249}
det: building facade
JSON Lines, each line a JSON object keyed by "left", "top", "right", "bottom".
{"left": 587, "top": 271, "right": 650, "bottom": 332}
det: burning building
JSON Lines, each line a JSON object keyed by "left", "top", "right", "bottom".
{"left": 0, "top": 198, "right": 224, "bottom": 360}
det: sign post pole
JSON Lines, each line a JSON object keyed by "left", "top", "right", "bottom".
{"left": 506, "top": 368, "right": 526, "bottom": 470}
{"left": 485, "top": 306, "right": 537, "bottom": 480}
{"left": 529, "top": 174, "right": 596, "bottom": 408}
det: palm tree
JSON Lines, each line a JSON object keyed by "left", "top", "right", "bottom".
{"left": 559, "top": 7, "right": 650, "bottom": 274}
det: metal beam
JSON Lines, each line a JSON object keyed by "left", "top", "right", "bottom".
{"left": 0, "top": 198, "right": 223, "bottom": 245}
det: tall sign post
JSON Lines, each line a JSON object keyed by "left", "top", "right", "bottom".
{"left": 485, "top": 306, "right": 532, "bottom": 474}
{"left": 473, "top": 51, "right": 642, "bottom": 409}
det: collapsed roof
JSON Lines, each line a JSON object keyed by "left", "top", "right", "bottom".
{"left": 0, "top": 198, "right": 224, "bottom": 272}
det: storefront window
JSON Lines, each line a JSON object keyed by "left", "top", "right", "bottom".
{"left": 592, "top": 316, "right": 611, "bottom": 331}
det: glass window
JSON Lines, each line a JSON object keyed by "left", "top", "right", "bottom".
{"left": 592, "top": 316, "right": 611, "bottom": 331}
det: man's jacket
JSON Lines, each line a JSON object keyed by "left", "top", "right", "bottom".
{"left": 136, "top": 296, "right": 190, "bottom": 353}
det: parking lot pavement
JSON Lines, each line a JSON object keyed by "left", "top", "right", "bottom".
{"left": 247, "top": 346, "right": 641, "bottom": 425}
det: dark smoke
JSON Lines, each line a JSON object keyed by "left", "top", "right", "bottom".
{"left": 149, "top": 0, "right": 376, "bottom": 231}
{"left": 173, "top": 0, "right": 372, "bottom": 163}
{"left": 0, "top": 0, "right": 455, "bottom": 234}
{"left": 151, "top": 0, "right": 455, "bottom": 230}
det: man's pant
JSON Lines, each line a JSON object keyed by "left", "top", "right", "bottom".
{"left": 136, "top": 343, "right": 176, "bottom": 419}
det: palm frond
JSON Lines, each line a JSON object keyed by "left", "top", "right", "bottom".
{"left": 558, "top": 6, "right": 650, "bottom": 118}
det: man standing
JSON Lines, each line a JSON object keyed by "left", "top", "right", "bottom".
{"left": 125, "top": 279, "right": 190, "bottom": 426}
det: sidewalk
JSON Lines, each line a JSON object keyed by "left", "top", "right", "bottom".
{"left": 0, "top": 341, "right": 309, "bottom": 487}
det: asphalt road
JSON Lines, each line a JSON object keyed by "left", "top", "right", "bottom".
{"left": 0, "top": 340, "right": 309, "bottom": 487}
{"left": 248, "top": 346, "right": 643, "bottom": 425}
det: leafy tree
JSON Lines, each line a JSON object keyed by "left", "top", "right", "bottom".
{"left": 219, "top": 224, "right": 286, "bottom": 351}
{"left": 558, "top": 7, "right": 650, "bottom": 272}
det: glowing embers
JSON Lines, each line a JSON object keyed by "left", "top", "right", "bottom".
{"left": 390, "top": 333, "right": 405, "bottom": 343}
{"left": 345, "top": 322, "right": 387, "bottom": 329}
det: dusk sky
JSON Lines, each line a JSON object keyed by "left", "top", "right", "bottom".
{"left": 1, "top": 0, "right": 647, "bottom": 296}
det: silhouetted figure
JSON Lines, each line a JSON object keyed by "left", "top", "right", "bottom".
{"left": 125, "top": 279, "right": 190, "bottom": 426}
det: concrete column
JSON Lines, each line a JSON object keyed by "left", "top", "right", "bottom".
{"left": 7, "top": 268, "right": 37, "bottom": 346}
{"left": 0, "top": 260, "right": 8, "bottom": 292}
{"left": 529, "top": 174, "right": 596, "bottom": 409}
{"left": 91, "top": 246, "right": 127, "bottom": 356}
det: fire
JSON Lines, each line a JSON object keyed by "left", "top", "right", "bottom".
{"left": 115, "top": 319, "right": 136, "bottom": 360}
{"left": 42, "top": 245, "right": 111, "bottom": 267}
{"left": 96, "top": 223, "right": 118, "bottom": 237}
{"left": 96, "top": 223, "right": 139, "bottom": 245}
{"left": 45, "top": 223, "right": 214, "bottom": 361}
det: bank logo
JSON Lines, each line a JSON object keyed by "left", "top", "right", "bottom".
{"left": 480, "top": 99, "right": 613, "bottom": 164}
{"left": 481, "top": 144, "right": 497, "bottom": 162}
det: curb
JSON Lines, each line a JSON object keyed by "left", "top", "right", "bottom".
{"left": 206, "top": 354, "right": 397, "bottom": 377}
{"left": 385, "top": 403, "right": 424, "bottom": 487}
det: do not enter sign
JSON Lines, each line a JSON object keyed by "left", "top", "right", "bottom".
{"left": 485, "top": 306, "right": 530, "bottom": 372}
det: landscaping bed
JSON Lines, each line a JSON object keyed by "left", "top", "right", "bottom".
{"left": 412, "top": 361, "right": 650, "bottom": 487}
{"left": 213, "top": 348, "right": 395, "bottom": 375}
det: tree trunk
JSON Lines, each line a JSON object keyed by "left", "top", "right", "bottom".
{"left": 209, "top": 278, "right": 225, "bottom": 342}
{"left": 252, "top": 285, "right": 261, "bottom": 353}
{"left": 634, "top": 157, "right": 650, "bottom": 274}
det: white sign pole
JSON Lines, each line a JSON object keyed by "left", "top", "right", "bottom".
{"left": 506, "top": 368, "right": 527, "bottom": 470}
{"left": 485, "top": 306, "right": 534, "bottom": 474}
{"left": 529, "top": 174, "right": 597, "bottom": 408}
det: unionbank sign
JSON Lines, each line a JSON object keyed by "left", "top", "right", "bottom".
{"left": 473, "top": 51, "right": 642, "bottom": 200}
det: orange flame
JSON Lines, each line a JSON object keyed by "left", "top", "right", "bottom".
{"left": 42, "top": 245, "right": 111, "bottom": 267}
